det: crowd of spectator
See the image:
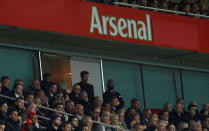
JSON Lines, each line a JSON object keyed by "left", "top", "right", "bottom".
{"left": 90, "top": 0, "right": 209, "bottom": 16}
{"left": 0, "top": 71, "right": 208, "bottom": 131}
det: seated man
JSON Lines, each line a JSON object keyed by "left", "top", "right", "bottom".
{"left": 5, "top": 107, "right": 21, "bottom": 131}
{"left": 10, "top": 97, "right": 25, "bottom": 116}
{"left": 28, "top": 80, "right": 41, "bottom": 96}
{"left": 182, "top": 104, "right": 200, "bottom": 122}
{"left": 69, "top": 116, "right": 79, "bottom": 131}
{"left": 1, "top": 76, "right": 11, "bottom": 96}
{"left": 0, "top": 100, "right": 8, "bottom": 121}
{"left": 73, "top": 104, "right": 84, "bottom": 118}
{"left": 45, "top": 83, "right": 58, "bottom": 102}
{"left": 69, "top": 84, "right": 81, "bottom": 104}
{"left": 60, "top": 121, "right": 71, "bottom": 131}
{"left": 10, "top": 84, "right": 23, "bottom": 99}
{"left": 169, "top": 103, "right": 184, "bottom": 126}
{"left": 46, "top": 114, "right": 62, "bottom": 131}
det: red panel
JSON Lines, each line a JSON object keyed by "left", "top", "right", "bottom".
{"left": 0, "top": 0, "right": 209, "bottom": 53}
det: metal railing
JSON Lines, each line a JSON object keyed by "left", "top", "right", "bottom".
{"left": 113, "top": 2, "right": 209, "bottom": 19}
{"left": 0, "top": 93, "right": 130, "bottom": 131}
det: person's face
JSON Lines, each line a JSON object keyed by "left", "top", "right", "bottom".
{"left": 158, "top": 123, "right": 167, "bottom": 131}
{"left": 0, "top": 124, "right": 5, "bottom": 131}
{"left": 161, "top": 112, "right": 169, "bottom": 121}
{"left": 93, "top": 97, "right": 102, "bottom": 106}
{"left": 86, "top": 118, "right": 92, "bottom": 129}
{"left": 164, "top": 104, "right": 172, "bottom": 112}
{"left": 56, "top": 93, "right": 64, "bottom": 101}
{"left": 56, "top": 104, "right": 65, "bottom": 112}
{"left": 35, "top": 98, "right": 41, "bottom": 105}
{"left": 2, "top": 79, "right": 10, "bottom": 88}
{"left": 27, "top": 104, "right": 36, "bottom": 113}
{"left": 134, "top": 115, "right": 140, "bottom": 123}
{"left": 134, "top": 125, "right": 143, "bottom": 131}
{"left": 15, "top": 85, "right": 23, "bottom": 95}
{"left": 175, "top": 104, "right": 183, "bottom": 114}
{"left": 0, "top": 103, "right": 8, "bottom": 112}
{"left": 82, "top": 126, "right": 89, "bottom": 131}
{"left": 150, "top": 117, "right": 158, "bottom": 127}
{"left": 73, "top": 85, "right": 81, "bottom": 95}
{"left": 81, "top": 74, "right": 88, "bottom": 83}
{"left": 75, "top": 105, "right": 83, "bottom": 116}
{"left": 189, "top": 107, "right": 196, "bottom": 116}
{"left": 111, "top": 98, "right": 118, "bottom": 107}
{"left": 91, "top": 108, "right": 101, "bottom": 120}
{"left": 81, "top": 92, "right": 88, "bottom": 102}
{"left": 67, "top": 102, "right": 74, "bottom": 111}
{"left": 202, "top": 118, "right": 209, "bottom": 128}
{"left": 107, "top": 80, "right": 114, "bottom": 90}
{"left": 71, "top": 118, "right": 79, "bottom": 127}
{"left": 16, "top": 99, "right": 24, "bottom": 109}
{"left": 32, "top": 80, "right": 40, "bottom": 90}
{"left": 102, "top": 117, "right": 110, "bottom": 124}
{"left": 54, "top": 117, "right": 62, "bottom": 126}
{"left": 26, "top": 95, "right": 34, "bottom": 103}
{"left": 9, "top": 111, "right": 18, "bottom": 121}
{"left": 38, "top": 91, "right": 45, "bottom": 100}
{"left": 133, "top": 100, "right": 140, "bottom": 110}
{"left": 195, "top": 122, "right": 202, "bottom": 131}
{"left": 50, "top": 85, "right": 57, "bottom": 94}
{"left": 103, "top": 104, "right": 111, "bottom": 112}
{"left": 145, "top": 110, "right": 152, "bottom": 118}
{"left": 62, "top": 124, "right": 71, "bottom": 131}
{"left": 118, "top": 112, "right": 124, "bottom": 122}
{"left": 112, "top": 117, "right": 119, "bottom": 126}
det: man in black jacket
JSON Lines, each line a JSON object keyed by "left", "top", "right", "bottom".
{"left": 69, "top": 84, "right": 81, "bottom": 105}
{"left": 5, "top": 107, "right": 21, "bottom": 131}
{"left": 0, "top": 100, "right": 8, "bottom": 121}
{"left": 182, "top": 104, "right": 200, "bottom": 122}
{"left": 77, "top": 71, "right": 94, "bottom": 103}
{"left": 1, "top": 76, "right": 11, "bottom": 96}
{"left": 169, "top": 103, "right": 184, "bottom": 126}
{"left": 103, "top": 79, "right": 124, "bottom": 107}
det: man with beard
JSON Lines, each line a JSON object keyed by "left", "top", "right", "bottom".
{"left": 103, "top": 79, "right": 124, "bottom": 107}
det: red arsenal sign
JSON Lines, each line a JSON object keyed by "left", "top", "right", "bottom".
{"left": 0, "top": 0, "right": 209, "bottom": 53}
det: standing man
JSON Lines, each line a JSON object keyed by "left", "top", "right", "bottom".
{"left": 103, "top": 79, "right": 124, "bottom": 108}
{"left": 77, "top": 71, "right": 94, "bottom": 102}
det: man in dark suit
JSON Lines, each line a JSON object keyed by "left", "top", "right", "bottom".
{"left": 77, "top": 71, "right": 94, "bottom": 103}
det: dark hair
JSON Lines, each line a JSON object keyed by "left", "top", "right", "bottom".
{"left": 1, "top": 76, "right": 9, "bottom": 82}
{"left": 131, "top": 98, "right": 139, "bottom": 104}
{"left": 80, "top": 71, "right": 89, "bottom": 77}
{"left": 0, "top": 100, "right": 7, "bottom": 107}
{"left": 176, "top": 98, "right": 184, "bottom": 103}
{"left": 49, "top": 83, "right": 57, "bottom": 89}
{"left": 90, "top": 105, "right": 101, "bottom": 113}
{"left": 0, "top": 120, "right": 5, "bottom": 125}
{"left": 26, "top": 92, "right": 34, "bottom": 97}
{"left": 7, "top": 107, "right": 17, "bottom": 116}
{"left": 15, "top": 96, "right": 24, "bottom": 102}
{"left": 69, "top": 115, "right": 78, "bottom": 123}
{"left": 61, "top": 121, "right": 71, "bottom": 128}
{"left": 187, "top": 104, "right": 196, "bottom": 110}
{"left": 13, "top": 84, "right": 22, "bottom": 90}
{"left": 43, "top": 73, "right": 51, "bottom": 79}
{"left": 55, "top": 103, "right": 64, "bottom": 108}
{"left": 201, "top": 115, "right": 209, "bottom": 122}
